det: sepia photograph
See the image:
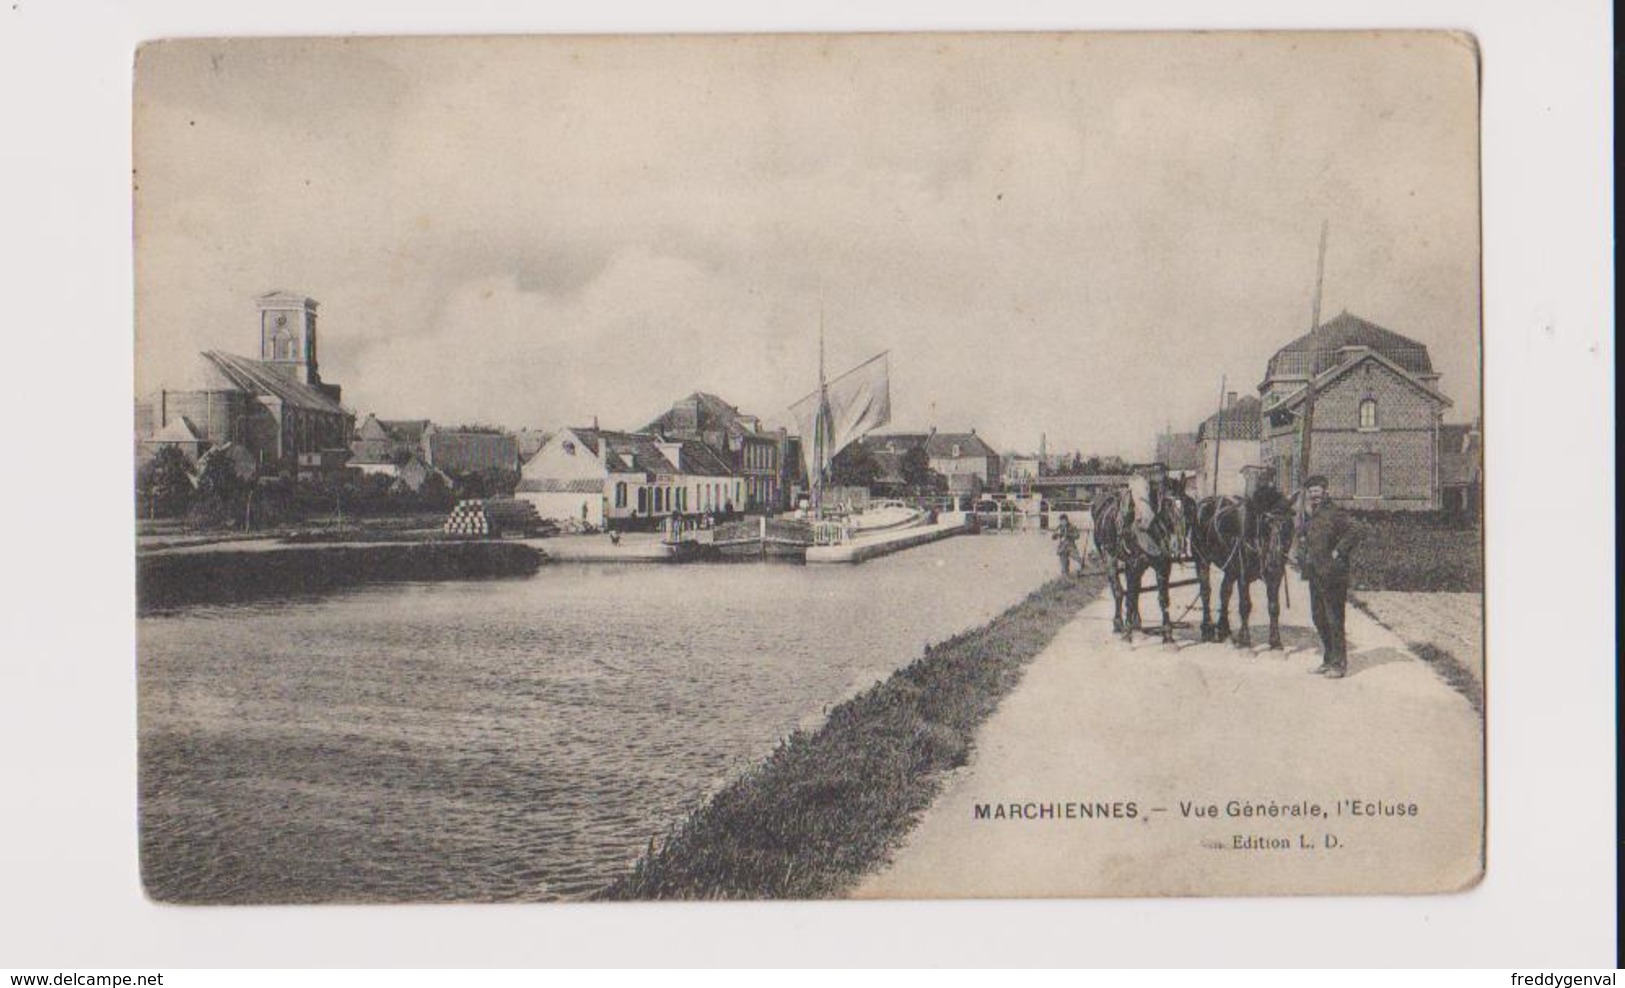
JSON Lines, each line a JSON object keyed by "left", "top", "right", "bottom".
{"left": 129, "top": 31, "right": 1487, "bottom": 905}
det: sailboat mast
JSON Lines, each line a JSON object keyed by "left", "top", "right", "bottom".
{"left": 813, "top": 299, "right": 830, "bottom": 517}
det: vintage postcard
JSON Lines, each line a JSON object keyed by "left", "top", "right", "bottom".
{"left": 133, "top": 31, "right": 1483, "bottom": 903}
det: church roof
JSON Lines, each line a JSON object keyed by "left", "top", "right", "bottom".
{"left": 1265, "top": 312, "right": 1435, "bottom": 381}
{"left": 201, "top": 351, "right": 347, "bottom": 415}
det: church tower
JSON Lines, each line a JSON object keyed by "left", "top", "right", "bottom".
{"left": 256, "top": 291, "right": 322, "bottom": 386}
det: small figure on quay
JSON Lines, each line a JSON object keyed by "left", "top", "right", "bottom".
{"left": 1300, "top": 474, "right": 1367, "bottom": 680}
{"left": 1053, "top": 513, "right": 1081, "bottom": 577}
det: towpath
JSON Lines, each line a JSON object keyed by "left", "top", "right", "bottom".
{"left": 854, "top": 564, "right": 1483, "bottom": 898}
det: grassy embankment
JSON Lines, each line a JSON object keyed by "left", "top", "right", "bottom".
{"left": 596, "top": 571, "right": 1106, "bottom": 901}
{"left": 1348, "top": 514, "right": 1482, "bottom": 593}
{"left": 137, "top": 540, "right": 546, "bottom": 612}
{"left": 1348, "top": 515, "right": 1484, "bottom": 713}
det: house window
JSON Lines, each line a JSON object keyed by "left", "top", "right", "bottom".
{"left": 615, "top": 482, "right": 627, "bottom": 508}
{"left": 1355, "top": 453, "right": 1381, "bottom": 498}
{"left": 637, "top": 487, "right": 648, "bottom": 514}
{"left": 1359, "top": 399, "right": 1378, "bottom": 431}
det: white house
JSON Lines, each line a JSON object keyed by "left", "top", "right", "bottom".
{"left": 516, "top": 426, "right": 742, "bottom": 529}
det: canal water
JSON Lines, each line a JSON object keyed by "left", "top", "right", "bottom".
{"left": 139, "top": 532, "right": 1057, "bottom": 902}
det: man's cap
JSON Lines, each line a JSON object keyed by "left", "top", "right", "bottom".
{"left": 1304, "top": 474, "right": 1329, "bottom": 489}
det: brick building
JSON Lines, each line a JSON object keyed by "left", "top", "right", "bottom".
{"left": 1258, "top": 312, "right": 1453, "bottom": 510}
{"left": 135, "top": 291, "right": 353, "bottom": 475}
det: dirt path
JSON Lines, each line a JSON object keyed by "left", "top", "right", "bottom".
{"left": 1353, "top": 591, "right": 1483, "bottom": 686}
{"left": 854, "top": 565, "right": 1484, "bottom": 899}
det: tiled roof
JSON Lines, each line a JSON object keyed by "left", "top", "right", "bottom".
{"left": 570, "top": 428, "right": 735, "bottom": 478}
{"left": 925, "top": 432, "right": 998, "bottom": 459}
{"left": 1266, "top": 312, "right": 1435, "bottom": 380}
{"left": 1197, "top": 396, "right": 1263, "bottom": 442}
{"left": 646, "top": 392, "right": 766, "bottom": 440}
{"left": 201, "top": 350, "right": 347, "bottom": 415}
{"left": 677, "top": 439, "right": 734, "bottom": 477}
{"left": 425, "top": 430, "right": 520, "bottom": 473}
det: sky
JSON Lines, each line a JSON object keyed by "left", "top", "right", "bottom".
{"left": 134, "top": 32, "right": 1481, "bottom": 459}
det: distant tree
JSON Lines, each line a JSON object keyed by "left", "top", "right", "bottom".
{"left": 829, "top": 442, "right": 882, "bottom": 490}
{"left": 194, "top": 450, "right": 244, "bottom": 505}
{"left": 187, "top": 451, "right": 245, "bottom": 529}
{"left": 899, "top": 445, "right": 945, "bottom": 494}
{"left": 899, "top": 446, "right": 933, "bottom": 492}
{"left": 416, "top": 472, "right": 456, "bottom": 512}
{"left": 137, "top": 446, "right": 194, "bottom": 518}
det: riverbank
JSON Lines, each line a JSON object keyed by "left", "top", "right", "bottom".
{"left": 593, "top": 571, "right": 1106, "bottom": 900}
{"left": 137, "top": 540, "right": 546, "bottom": 612}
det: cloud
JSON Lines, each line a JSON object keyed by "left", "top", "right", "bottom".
{"left": 135, "top": 33, "right": 1481, "bottom": 457}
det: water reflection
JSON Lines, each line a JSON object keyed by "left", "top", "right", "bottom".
{"left": 139, "top": 534, "right": 1054, "bottom": 902}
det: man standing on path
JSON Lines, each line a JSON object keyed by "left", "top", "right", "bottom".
{"left": 1053, "top": 514, "right": 1081, "bottom": 577}
{"left": 1300, "top": 474, "right": 1366, "bottom": 679}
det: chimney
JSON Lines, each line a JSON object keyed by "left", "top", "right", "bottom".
{"left": 1226, "top": 392, "right": 1238, "bottom": 409}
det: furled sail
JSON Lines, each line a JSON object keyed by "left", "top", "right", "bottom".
{"left": 789, "top": 351, "right": 891, "bottom": 484}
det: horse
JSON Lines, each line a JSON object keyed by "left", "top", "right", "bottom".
{"left": 1091, "top": 478, "right": 1197, "bottom": 644}
{"left": 1191, "top": 486, "right": 1297, "bottom": 649}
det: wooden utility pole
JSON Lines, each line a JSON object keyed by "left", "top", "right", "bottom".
{"left": 1298, "top": 219, "right": 1330, "bottom": 493}
{"left": 1211, "top": 375, "right": 1227, "bottom": 498}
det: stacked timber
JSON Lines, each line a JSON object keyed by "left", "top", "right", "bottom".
{"left": 443, "top": 498, "right": 547, "bottom": 538}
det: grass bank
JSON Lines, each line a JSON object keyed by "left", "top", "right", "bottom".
{"left": 594, "top": 571, "right": 1106, "bottom": 901}
{"left": 1349, "top": 515, "right": 1482, "bottom": 592}
{"left": 137, "top": 540, "right": 546, "bottom": 613}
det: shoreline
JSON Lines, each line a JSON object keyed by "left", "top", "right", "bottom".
{"left": 136, "top": 540, "right": 547, "bottom": 612}
{"left": 593, "top": 569, "right": 1106, "bottom": 901}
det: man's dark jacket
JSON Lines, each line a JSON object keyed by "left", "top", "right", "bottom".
{"left": 1300, "top": 501, "right": 1365, "bottom": 582}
